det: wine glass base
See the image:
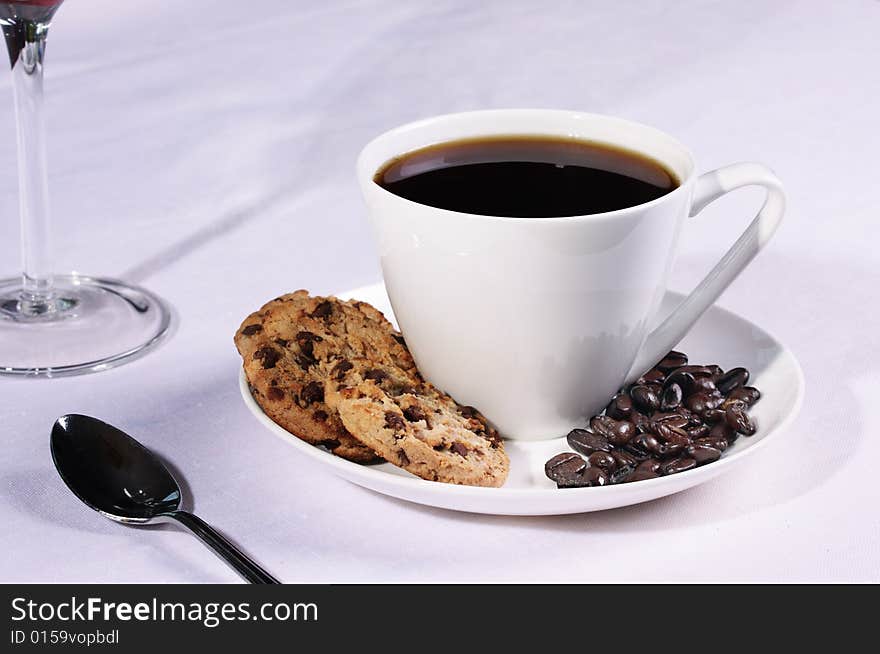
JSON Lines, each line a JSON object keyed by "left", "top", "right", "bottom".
{"left": 0, "top": 274, "right": 171, "bottom": 377}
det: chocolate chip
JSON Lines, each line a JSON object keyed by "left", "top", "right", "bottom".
{"left": 320, "top": 438, "right": 340, "bottom": 449}
{"left": 311, "top": 301, "right": 332, "bottom": 319}
{"left": 241, "top": 324, "right": 262, "bottom": 335}
{"left": 253, "top": 346, "right": 280, "bottom": 369}
{"left": 364, "top": 369, "right": 387, "bottom": 382}
{"left": 392, "top": 333, "right": 406, "bottom": 347}
{"left": 266, "top": 386, "right": 284, "bottom": 401}
{"left": 384, "top": 411, "right": 405, "bottom": 431}
{"left": 331, "top": 359, "right": 354, "bottom": 381}
{"left": 458, "top": 405, "right": 479, "bottom": 419}
{"left": 312, "top": 410, "right": 328, "bottom": 422}
{"left": 299, "top": 381, "right": 324, "bottom": 406}
{"left": 274, "top": 338, "right": 290, "bottom": 348}
{"left": 450, "top": 442, "right": 469, "bottom": 457}
{"left": 403, "top": 405, "right": 428, "bottom": 423}
{"left": 294, "top": 330, "right": 322, "bottom": 359}
{"left": 398, "top": 451, "right": 410, "bottom": 466}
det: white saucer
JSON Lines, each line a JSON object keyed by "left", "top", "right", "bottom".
{"left": 239, "top": 282, "right": 804, "bottom": 515}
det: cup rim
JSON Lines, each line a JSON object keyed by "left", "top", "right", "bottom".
{"left": 357, "top": 109, "right": 696, "bottom": 223}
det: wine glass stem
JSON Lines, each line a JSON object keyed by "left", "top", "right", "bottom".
{"left": 9, "top": 19, "right": 54, "bottom": 314}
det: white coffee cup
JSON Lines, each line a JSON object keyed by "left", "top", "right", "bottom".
{"left": 358, "top": 110, "right": 784, "bottom": 441}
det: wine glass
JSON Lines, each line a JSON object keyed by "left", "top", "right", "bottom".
{"left": 0, "top": 0, "right": 170, "bottom": 377}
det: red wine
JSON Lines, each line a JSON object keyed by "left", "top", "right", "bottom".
{"left": 10, "top": 1, "right": 64, "bottom": 6}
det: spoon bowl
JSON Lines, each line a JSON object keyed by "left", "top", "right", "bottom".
{"left": 51, "top": 414, "right": 278, "bottom": 583}
{"left": 51, "top": 414, "right": 181, "bottom": 523}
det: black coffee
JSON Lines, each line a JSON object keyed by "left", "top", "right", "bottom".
{"left": 375, "top": 135, "right": 678, "bottom": 218}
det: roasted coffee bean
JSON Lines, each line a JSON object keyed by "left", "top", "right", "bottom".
{"left": 611, "top": 420, "right": 636, "bottom": 446}
{"left": 611, "top": 467, "right": 634, "bottom": 484}
{"left": 657, "top": 350, "right": 688, "bottom": 371}
{"left": 721, "top": 397, "right": 748, "bottom": 411}
{"left": 589, "top": 415, "right": 617, "bottom": 439}
{"left": 631, "top": 384, "right": 661, "bottom": 413}
{"left": 686, "top": 444, "right": 722, "bottom": 465}
{"left": 641, "top": 368, "right": 666, "bottom": 384}
{"left": 686, "top": 424, "right": 710, "bottom": 440}
{"left": 630, "top": 411, "right": 651, "bottom": 433}
{"left": 686, "top": 392, "right": 724, "bottom": 414}
{"left": 545, "top": 452, "right": 587, "bottom": 487}
{"left": 582, "top": 466, "right": 610, "bottom": 487}
{"left": 567, "top": 428, "right": 612, "bottom": 455}
{"left": 605, "top": 394, "right": 633, "bottom": 420}
{"left": 591, "top": 415, "right": 635, "bottom": 445}
{"left": 707, "top": 392, "right": 725, "bottom": 409}
{"left": 612, "top": 450, "right": 637, "bottom": 471}
{"left": 628, "top": 432, "right": 663, "bottom": 457}
{"left": 691, "top": 375, "right": 718, "bottom": 395}
{"left": 636, "top": 459, "right": 662, "bottom": 474}
{"left": 651, "top": 412, "right": 689, "bottom": 429}
{"left": 725, "top": 404, "right": 756, "bottom": 435}
{"left": 705, "top": 365, "right": 724, "bottom": 378}
{"left": 546, "top": 352, "right": 757, "bottom": 489}
{"left": 660, "top": 383, "right": 683, "bottom": 411}
{"left": 664, "top": 370, "right": 695, "bottom": 396}
{"left": 623, "top": 436, "right": 651, "bottom": 460}
{"left": 654, "top": 422, "right": 690, "bottom": 446}
{"left": 716, "top": 367, "right": 750, "bottom": 394}
{"left": 702, "top": 408, "right": 726, "bottom": 424}
{"left": 677, "top": 407, "right": 703, "bottom": 426}
{"left": 709, "top": 421, "right": 736, "bottom": 443}
{"left": 693, "top": 436, "right": 729, "bottom": 452}
{"left": 588, "top": 451, "right": 617, "bottom": 471}
{"left": 661, "top": 456, "right": 697, "bottom": 475}
{"left": 670, "top": 365, "right": 715, "bottom": 377}
{"left": 627, "top": 469, "right": 660, "bottom": 482}
{"left": 728, "top": 386, "right": 761, "bottom": 406}
{"left": 685, "top": 392, "right": 711, "bottom": 414}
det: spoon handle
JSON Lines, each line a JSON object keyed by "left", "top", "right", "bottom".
{"left": 165, "top": 510, "right": 280, "bottom": 584}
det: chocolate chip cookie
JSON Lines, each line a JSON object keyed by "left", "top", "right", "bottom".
{"left": 327, "top": 376, "right": 509, "bottom": 487}
{"left": 235, "top": 291, "right": 509, "bottom": 486}
{"left": 236, "top": 291, "right": 397, "bottom": 463}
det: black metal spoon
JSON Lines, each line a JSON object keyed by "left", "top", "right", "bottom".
{"left": 51, "top": 414, "right": 279, "bottom": 584}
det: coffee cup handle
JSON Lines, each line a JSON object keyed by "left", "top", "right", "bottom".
{"left": 625, "top": 162, "right": 785, "bottom": 384}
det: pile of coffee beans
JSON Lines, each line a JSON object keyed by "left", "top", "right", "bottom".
{"left": 544, "top": 351, "right": 760, "bottom": 488}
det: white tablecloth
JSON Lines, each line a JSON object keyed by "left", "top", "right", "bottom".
{"left": 2, "top": 0, "right": 878, "bottom": 583}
